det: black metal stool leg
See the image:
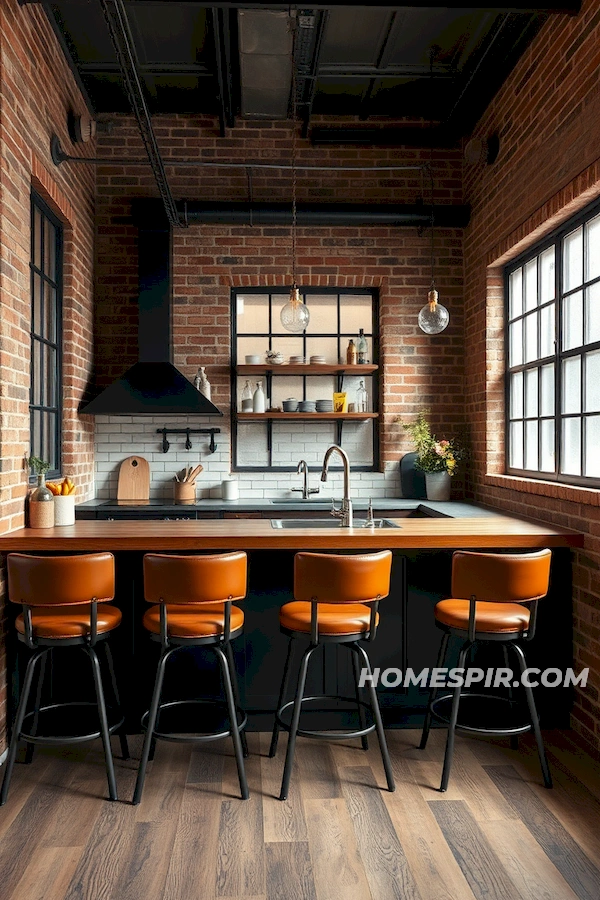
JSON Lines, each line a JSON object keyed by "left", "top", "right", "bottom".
{"left": 502, "top": 644, "right": 519, "bottom": 751}
{"left": 279, "top": 644, "right": 316, "bottom": 801}
{"left": 1, "top": 650, "right": 45, "bottom": 806}
{"left": 86, "top": 646, "right": 118, "bottom": 802}
{"left": 103, "top": 642, "right": 130, "bottom": 760}
{"left": 440, "top": 640, "right": 471, "bottom": 792}
{"left": 510, "top": 642, "right": 552, "bottom": 788}
{"left": 214, "top": 646, "right": 249, "bottom": 800}
{"left": 133, "top": 647, "right": 174, "bottom": 805}
{"left": 24, "top": 650, "right": 49, "bottom": 765}
{"left": 350, "top": 646, "right": 369, "bottom": 751}
{"left": 269, "top": 637, "right": 295, "bottom": 758}
{"left": 419, "top": 631, "right": 450, "bottom": 751}
{"left": 225, "top": 641, "right": 248, "bottom": 759}
{"left": 354, "top": 644, "right": 395, "bottom": 792}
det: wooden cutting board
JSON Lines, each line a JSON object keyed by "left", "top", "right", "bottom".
{"left": 117, "top": 456, "right": 150, "bottom": 500}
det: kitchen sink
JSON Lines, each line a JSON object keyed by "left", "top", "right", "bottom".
{"left": 270, "top": 518, "right": 400, "bottom": 529}
{"left": 274, "top": 498, "right": 332, "bottom": 504}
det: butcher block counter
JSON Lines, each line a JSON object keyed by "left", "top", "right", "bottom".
{"left": 0, "top": 513, "right": 584, "bottom": 551}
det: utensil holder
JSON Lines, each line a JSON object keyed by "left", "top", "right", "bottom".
{"left": 174, "top": 482, "right": 196, "bottom": 501}
{"left": 54, "top": 494, "right": 75, "bottom": 526}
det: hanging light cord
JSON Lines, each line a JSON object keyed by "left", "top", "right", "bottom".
{"left": 428, "top": 47, "right": 436, "bottom": 297}
{"left": 290, "top": 9, "right": 298, "bottom": 290}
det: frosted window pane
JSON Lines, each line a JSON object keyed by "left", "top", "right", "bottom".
{"left": 563, "top": 226, "right": 583, "bottom": 292}
{"left": 270, "top": 375, "right": 304, "bottom": 407}
{"left": 509, "top": 321, "right": 523, "bottom": 366}
{"left": 562, "top": 356, "right": 581, "bottom": 413}
{"left": 525, "top": 420, "right": 538, "bottom": 470}
{"left": 563, "top": 291, "right": 583, "bottom": 350}
{"left": 524, "top": 258, "right": 538, "bottom": 311}
{"left": 237, "top": 294, "right": 269, "bottom": 334}
{"left": 540, "top": 247, "right": 555, "bottom": 303}
{"left": 540, "top": 302, "right": 555, "bottom": 358}
{"left": 585, "top": 213, "right": 600, "bottom": 282}
{"left": 540, "top": 420, "right": 555, "bottom": 472}
{"left": 509, "top": 268, "right": 522, "bottom": 319}
{"left": 585, "top": 350, "right": 600, "bottom": 412}
{"left": 510, "top": 421, "right": 523, "bottom": 469}
{"left": 524, "top": 312, "right": 538, "bottom": 363}
{"left": 525, "top": 368, "right": 538, "bottom": 418}
{"left": 585, "top": 415, "right": 600, "bottom": 477}
{"left": 269, "top": 335, "right": 304, "bottom": 359}
{"left": 303, "top": 294, "right": 338, "bottom": 333}
{"left": 586, "top": 282, "right": 600, "bottom": 344}
{"left": 510, "top": 372, "right": 523, "bottom": 418}
{"left": 305, "top": 337, "right": 339, "bottom": 365}
{"left": 237, "top": 422, "right": 269, "bottom": 466}
{"left": 561, "top": 418, "right": 581, "bottom": 475}
{"left": 540, "top": 364, "right": 554, "bottom": 417}
{"left": 272, "top": 293, "right": 296, "bottom": 334}
{"left": 305, "top": 375, "right": 336, "bottom": 402}
{"left": 340, "top": 295, "right": 372, "bottom": 334}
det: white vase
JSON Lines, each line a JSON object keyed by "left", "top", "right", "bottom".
{"left": 252, "top": 381, "right": 266, "bottom": 413}
{"left": 194, "top": 366, "right": 211, "bottom": 400}
{"left": 425, "top": 471, "right": 451, "bottom": 501}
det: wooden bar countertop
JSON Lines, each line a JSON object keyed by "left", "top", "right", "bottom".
{"left": 0, "top": 515, "right": 584, "bottom": 551}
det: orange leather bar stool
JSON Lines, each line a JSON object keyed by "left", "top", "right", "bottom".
{"left": 269, "top": 550, "right": 395, "bottom": 801}
{"left": 1, "top": 553, "right": 129, "bottom": 805}
{"left": 419, "top": 549, "right": 553, "bottom": 792}
{"left": 133, "top": 552, "right": 249, "bottom": 804}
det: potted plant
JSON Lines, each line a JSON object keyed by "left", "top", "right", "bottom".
{"left": 27, "top": 456, "right": 55, "bottom": 528}
{"left": 401, "top": 410, "right": 462, "bottom": 501}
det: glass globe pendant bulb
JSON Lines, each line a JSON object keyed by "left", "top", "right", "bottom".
{"left": 280, "top": 284, "right": 310, "bottom": 333}
{"left": 418, "top": 288, "right": 449, "bottom": 335}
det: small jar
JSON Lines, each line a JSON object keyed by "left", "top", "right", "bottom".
{"left": 29, "top": 474, "right": 54, "bottom": 529}
{"left": 222, "top": 478, "right": 239, "bottom": 501}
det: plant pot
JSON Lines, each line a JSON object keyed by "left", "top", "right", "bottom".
{"left": 54, "top": 494, "right": 75, "bottom": 526}
{"left": 425, "top": 471, "right": 451, "bottom": 502}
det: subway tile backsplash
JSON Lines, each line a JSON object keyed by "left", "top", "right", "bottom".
{"left": 94, "top": 415, "right": 400, "bottom": 500}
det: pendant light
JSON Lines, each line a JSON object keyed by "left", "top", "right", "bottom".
{"left": 280, "top": 12, "right": 310, "bottom": 334}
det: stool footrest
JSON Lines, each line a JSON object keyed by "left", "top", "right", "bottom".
{"left": 275, "top": 694, "right": 375, "bottom": 741}
{"left": 431, "top": 692, "right": 533, "bottom": 736}
{"left": 141, "top": 698, "right": 247, "bottom": 744}
{"left": 20, "top": 702, "right": 125, "bottom": 745}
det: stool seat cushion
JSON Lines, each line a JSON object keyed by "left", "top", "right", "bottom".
{"left": 280, "top": 600, "right": 379, "bottom": 635}
{"left": 435, "top": 599, "right": 530, "bottom": 633}
{"left": 143, "top": 603, "right": 244, "bottom": 638}
{"left": 16, "top": 604, "right": 122, "bottom": 639}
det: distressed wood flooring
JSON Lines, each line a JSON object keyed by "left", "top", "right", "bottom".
{"left": 0, "top": 728, "right": 599, "bottom": 900}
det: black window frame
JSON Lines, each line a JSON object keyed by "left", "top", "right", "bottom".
{"left": 505, "top": 197, "right": 600, "bottom": 488}
{"left": 29, "top": 192, "right": 63, "bottom": 480}
{"left": 231, "top": 286, "right": 380, "bottom": 472}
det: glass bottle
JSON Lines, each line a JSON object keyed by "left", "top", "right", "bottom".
{"left": 29, "top": 473, "right": 54, "bottom": 529}
{"left": 357, "top": 329, "right": 368, "bottom": 364}
{"left": 241, "top": 379, "right": 253, "bottom": 411}
{"left": 194, "top": 366, "right": 211, "bottom": 400}
{"left": 356, "top": 380, "right": 368, "bottom": 413}
{"left": 252, "top": 380, "right": 266, "bottom": 413}
{"left": 346, "top": 339, "right": 358, "bottom": 365}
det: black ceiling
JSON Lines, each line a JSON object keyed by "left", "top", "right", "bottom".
{"left": 43, "top": 2, "right": 579, "bottom": 142}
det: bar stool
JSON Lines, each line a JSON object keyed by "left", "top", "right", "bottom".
{"left": 1, "top": 552, "right": 129, "bottom": 805}
{"left": 269, "top": 550, "right": 395, "bottom": 801}
{"left": 133, "top": 551, "right": 249, "bottom": 804}
{"left": 419, "top": 548, "right": 553, "bottom": 791}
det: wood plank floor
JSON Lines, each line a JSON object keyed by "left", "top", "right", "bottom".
{"left": 1, "top": 729, "right": 599, "bottom": 900}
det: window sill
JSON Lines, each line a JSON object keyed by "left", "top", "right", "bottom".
{"left": 484, "top": 474, "right": 600, "bottom": 507}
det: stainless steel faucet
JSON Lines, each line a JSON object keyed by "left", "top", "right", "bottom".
{"left": 291, "top": 459, "right": 320, "bottom": 500}
{"left": 321, "top": 445, "right": 353, "bottom": 527}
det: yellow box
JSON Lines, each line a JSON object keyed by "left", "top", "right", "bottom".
{"left": 333, "top": 392, "right": 348, "bottom": 413}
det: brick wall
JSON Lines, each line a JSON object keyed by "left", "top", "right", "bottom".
{"left": 0, "top": 0, "right": 96, "bottom": 752}
{"left": 95, "top": 116, "right": 466, "bottom": 495}
{"left": 464, "top": 0, "right": 600, "bottom": 755}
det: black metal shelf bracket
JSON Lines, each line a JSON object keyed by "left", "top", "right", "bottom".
{"left": 157, "top": 428, "right": 220, "bottom": 454}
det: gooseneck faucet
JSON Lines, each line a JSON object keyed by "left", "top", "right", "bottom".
{"left": 291, "top": 460, "right": 320, "bottom": 501}
{"left": 321, "top": 445, "right": 353, "bottom": 527}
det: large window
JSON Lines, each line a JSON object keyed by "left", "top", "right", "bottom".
{"left": 30, "top": 193, "right": 62, "bottom": 477}
{"left": 506, "top": 201, "right": 600, "bottom": 485}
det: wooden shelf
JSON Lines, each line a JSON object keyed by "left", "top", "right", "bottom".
{"left": 237, "top": 412, "right": 378, "bottom": 421}
{"left": 236, "top": 364, "right": 378, "bottom": 376}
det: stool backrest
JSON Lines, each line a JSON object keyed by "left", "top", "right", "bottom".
{"left": 7, "top": 553, "right": 115, "bottom": 606}
{"left": 451, "top": 549, "right": 551, "bottom": 603}
{"left": 294, "top": 550, "right": 392, "bottom": 604}
{"left": 144, "top": 552, "right": 247, "bottom": 604}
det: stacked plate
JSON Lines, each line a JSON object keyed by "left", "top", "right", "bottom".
{"left": 298, "top": 400, "right": 316, "bottom": 413}
{"left": 316, "top": 399, "right": 334, "bottom": 413}
{"left": 289, "top": 355, "right": 305, "bottom": 364}
{"left": 309, "top": 355, "right": 326, "bottom": 365}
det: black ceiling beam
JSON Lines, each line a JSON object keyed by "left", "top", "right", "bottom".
{"left": 310, "top": 126, "right": 460, "bottom": 148}
{"left": 25, "top": 1, "right": 581, "bottom": 10}
{"left": 319, "top": 65, "right": 455, "bottom": 78}
{"left": 78, "top": 62, "right": 213, "bottom": 76}
{"left": 211, "top": 7, "right": 235, "bottom": 134}
{"left": 98, "top": 0, "right": 181, "bottom": 226}
{"left": 296, "top": 10, "right": 328, "bottom": 139}
{"left": 38, "top": 2, "right": 95, "bottom": 116}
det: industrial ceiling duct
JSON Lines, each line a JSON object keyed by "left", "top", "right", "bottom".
{"left": 238, "top": 9, "right": 292, "bottom": 118}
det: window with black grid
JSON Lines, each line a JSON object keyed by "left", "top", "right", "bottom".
{"left": 506, "top": 202, "right": 600, "bottom": 485}
{"left": 30, "top": 193, "right": 62, "bottom": 477}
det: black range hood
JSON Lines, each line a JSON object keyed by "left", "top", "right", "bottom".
{"left": 81, "top": 222, "right": 222, "bottom": 417}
